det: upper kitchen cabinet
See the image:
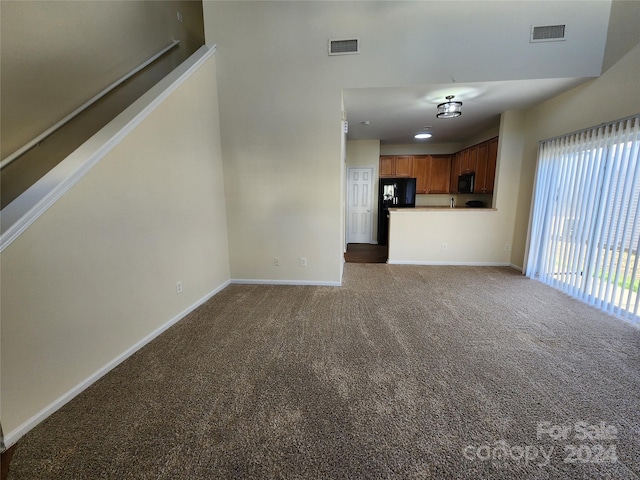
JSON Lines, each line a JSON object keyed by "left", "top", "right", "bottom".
{"left": 461, "top": 145, "right": 478, "bottom": 173}
{"left": 412, "top": 155, "right": 429, "bottom": 194}
{"left": 380, "top": 137, "right": 498, "bottom": 195}
{"left": 428, "top": 155, "right": 451, "bottom": 194}
{"left": 474, "top": 137, "right": 498, "bottom": 194}
{"left": 474, "top": 141, "right": 489, "bottom": 193}
{"left": 450, "top": 152, "right": 461, "bottom": 193}
{"left": 379, "top": 156, "right": 394, "bottom": 177}
{"left": 449, "top": 137, "right": 499, "bottom": 194}
{"left": 379, "top": 155, "right": 413, "bottom": 178}
{"left": 382, "top": 155, "right": 450, "bottom": 194}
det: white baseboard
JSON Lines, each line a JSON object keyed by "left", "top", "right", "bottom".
{"left": 509, "top": 263, "right": 524, "bottom": 272}
{"left": 231, "top": 279, "right": 342, "bottom": 287}
{"left": 2, "top": 280, "right": 229, "bottom": 449}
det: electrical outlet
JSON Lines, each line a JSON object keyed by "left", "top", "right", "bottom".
{"left": 300, "top": 257, "right": 308, "bottom": 267}
{"left": 442, "top": 243, "right": 448, "bottom": 251}
{"left": 274, "top": 257, "right": 280, "bottom": 266}
{"left": 176, "top": 281, "right": 183, "bottom": 294}
{"left": 505, "top": 244, "right": 511, "bottom": 251}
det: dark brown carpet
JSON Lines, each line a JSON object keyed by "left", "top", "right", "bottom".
{"left": 7, "top": 265, "right": 640, "bottom": 479}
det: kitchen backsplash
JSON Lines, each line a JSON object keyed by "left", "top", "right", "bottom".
{"left": 416, "top": 193, "right": 493, "bottom": 208}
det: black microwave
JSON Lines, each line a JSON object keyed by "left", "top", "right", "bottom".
{"left": 458, "top": 173, "right": 475, "bottom": 193}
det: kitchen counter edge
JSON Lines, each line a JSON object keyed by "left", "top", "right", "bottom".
{"left": 388, "top": 207, "right": 497, "bottom": 212}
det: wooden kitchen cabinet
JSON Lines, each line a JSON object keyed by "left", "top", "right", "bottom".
{"left": 448, "top": 136, "right": 499, "bottom": 194}
{"left": 474, "top": 141, "right": 489, "bottom": 193}
{"left": 428, "top": 155, "right": 451, "bottom": 193}
{"left": 412, "top": 155, "right": 429, "bottom": 194}
{"left": 379, "top": 156, "right": 394, "bottom": 177}
{"left": 458, "top": 149, "right": 469, "bottom": 174}
{"left": 450, "top": 152, "right": 461, "bottom": 193}
{"left": 379, "top": 156, "right": 413, "bottom": 178}
{"left": 380, "top": 138, "right": 498, "bottom": 195}
{"left": 474, "top": 137, "right": 498, "bottom": 193}
{"left": 452, "top": 145, "right": 477, "bottom": 189}
{"left": 412, "top": 155, "right": 451, "bottom": 194}
{"left": 462, "top": 145, "right": 478, "bottom": 173}
{"left": 395, "top": 156, "right": 413, "bottom": 177}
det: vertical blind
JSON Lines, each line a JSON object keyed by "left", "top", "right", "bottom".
{"left": 526, "top": 114, "right": 640, "bottom": 325}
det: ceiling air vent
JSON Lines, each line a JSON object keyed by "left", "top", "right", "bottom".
{"left": 530, "top": 25, "right": 566, "bottom": 43}
{"left": 329, "top": 38, "right": 359, "bottom": 56}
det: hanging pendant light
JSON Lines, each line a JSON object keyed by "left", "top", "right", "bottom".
{"left": 437, "top": 95, "right": 462, "bottom": 118}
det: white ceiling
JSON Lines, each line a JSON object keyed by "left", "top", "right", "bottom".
{"left": 207, "top": 0, "right": 614, "bottom": 148}
{"left": 343, "top": 77, "right": 590, "bottom": 145}
{"left": 337, "top": 0, "right": 614, "bottom": 146}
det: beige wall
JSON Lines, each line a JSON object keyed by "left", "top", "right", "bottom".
{"left": 204, "top": 2, "right": 348, "bottom": 284}
{"left": 1, "top": 0, "right": 204, "bottom": 159}
{"left": 602, "top": 0, "right": 640, "bottom": 72}
{"left": 511, "top": 41, "right": 640, "bottom": 268}
{"left": 346, "top": 140, "right": 380, "bottom": 170}
{"left": 462, "top": 126, "right": 502, "bottom": 150}
{"left": 389, "top": 210, "right": 511, "bottom": 265}
{"left": 0, "top": 54, "right": 229, "bottom": 437}
{"left": 380, "top": 143, "right": 463, "bottom": 156}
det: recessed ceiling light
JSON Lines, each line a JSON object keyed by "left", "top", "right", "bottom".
{"left": 414, "top": 132, "right": 432, "bottom": 139}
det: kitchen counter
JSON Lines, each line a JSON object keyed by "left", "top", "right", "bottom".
{"left": 388, "top": 206, "right": 497, "bottom": 212}
{"left": 386, "top": 206, "right": 510, "bottom": 265}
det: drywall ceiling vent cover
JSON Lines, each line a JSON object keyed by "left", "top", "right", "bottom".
{"left": 530, "top": 25, "right": 566, "bottom": 42}
{"left": 329, "top": 38, "right": 359, "bottom": 55}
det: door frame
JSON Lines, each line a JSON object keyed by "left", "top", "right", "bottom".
{"left": 346, "top": 166, "right": 375, "bottom": 245}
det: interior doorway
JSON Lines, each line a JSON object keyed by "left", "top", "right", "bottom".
{"left": 345, "top": 166, "right": 387, "bottom": 263}
{"left": 344, "top": 243, "right": 388, "bottom": 263}
{"left": 346, "top": 167, "right": 374, "bottom": 244}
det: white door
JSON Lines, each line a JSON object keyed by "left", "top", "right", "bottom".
{"left": 347, "top": 167, "right": 374, "bottom": 243}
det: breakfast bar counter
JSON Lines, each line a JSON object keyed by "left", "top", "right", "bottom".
{"left": 386, "top": 206, "right": 511, "bottom": 266}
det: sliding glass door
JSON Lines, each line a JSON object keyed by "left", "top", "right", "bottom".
{"left": 526, "top": 115, "right": 640, "bottom": 325}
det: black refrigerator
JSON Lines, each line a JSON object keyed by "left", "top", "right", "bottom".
{"left": 378, "top": 177, "right": 416, "bottom": 245}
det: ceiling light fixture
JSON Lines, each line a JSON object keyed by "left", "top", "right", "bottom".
{"left": 415, "top": 125, "right": 433, "bottom": 140}
{"left": 437, "top": 95, "right": 462, "bottom": 119}
{"left": 414, "top": 132, "right": 432, "bottom": 139}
